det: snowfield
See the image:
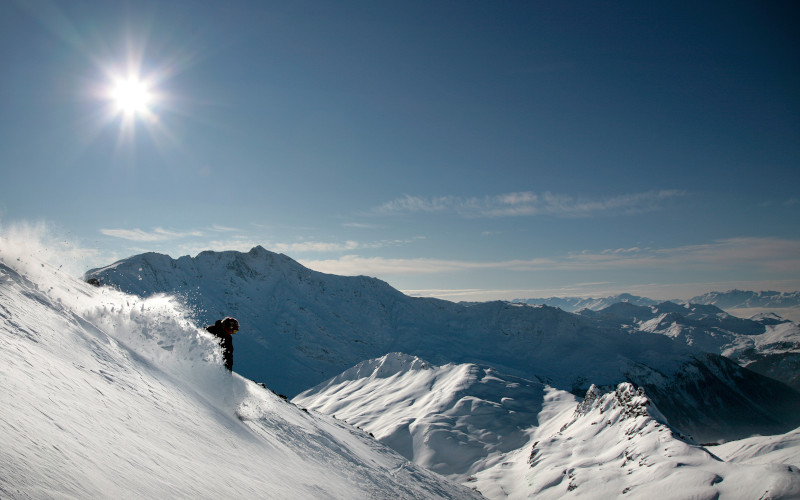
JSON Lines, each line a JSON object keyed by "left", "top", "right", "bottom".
{"left": 296, "top": 354, "right": 800, "bottom": 499}
{"left": 0, "top": 248, "right": 478, "bottom": 499}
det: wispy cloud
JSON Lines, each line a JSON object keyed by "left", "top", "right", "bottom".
{"left": 100, "top": 227, "right": 205, "bottom": 242}
{"left": 208, "top": 224, "right": 239, "bottom": 232}
{"left": 273, "top": 241, "right": 362, "bottom": 253}
{"left": 99, "top": 221, "right": 424, "bottom": 258}
{"left": 300, "top": 237, "right": 800, "bottom": 276}
{"left": 271, "top": 236, "right": 424, "bottom": 254}
{"left": 375, "top": 190, "right": 686, "bottom": 218}
{"left": 342, "top": 222, "right": 380, "bottom": 229}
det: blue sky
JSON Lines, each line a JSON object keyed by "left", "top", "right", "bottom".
{"left": 1, "top": 0, "right": 798, "bottom": 301}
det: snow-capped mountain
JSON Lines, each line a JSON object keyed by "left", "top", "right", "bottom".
{"left": 0, "top": 251, "right": 478, "bottom": 499}
{"left": 512, "top": 293, "right": 661, "bottom": 312}
{"left": 690, "top": 290, "right": 800, "bottom": 310}
{"left": 514, "top": 290, "right": 800, "bottom": 318}
{"left": 579, "top": 301, "right": 800, "bottom": 392}
{"left": 295, "top": 353, "right": 800, "bottom": 498}
{"left": 294, "top": 353, "right": 548, "bottom": 482}
{"left": 84, "top": 247, "right": 800, "bottom": 444}
{"left": 516, "top": 291, "right": 800, "bottom": 323}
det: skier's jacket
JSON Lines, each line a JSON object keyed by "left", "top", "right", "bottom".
{"left": 206, "top": 320, "right": 234, "bottom": 371}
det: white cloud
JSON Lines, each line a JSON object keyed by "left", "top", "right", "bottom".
{"left": 100, "top": 227, "right": 204, "bottom": 242}
{"left": 300, "top": 237, "right": 800, "bottom": 277}
{"left": 208, "top": 224, "right": 239, "bottom": 232}
{"left": 375, "top": 190, "right": 686, "bottom": 218}
{"left": 273, "top": 241, "right": 362, "bottom": 253}
{"left": 342, "top": 222, "right": 379, "bottom": 229}
{"left": 269, "top": 236, "right": 425, "bottom": 254}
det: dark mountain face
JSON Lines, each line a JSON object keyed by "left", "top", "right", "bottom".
{"left": 626, "top": 354, "right": 800, "bottom": 443}
{"left": 86, "top": 247, "right": 800, "bottom": 442}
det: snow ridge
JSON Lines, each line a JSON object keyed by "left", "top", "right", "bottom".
{"left": 295, "top": 353, "right": 546, "bottom": 481}
{"left": 504, "top": 382, "right": 800, "bottom": 499}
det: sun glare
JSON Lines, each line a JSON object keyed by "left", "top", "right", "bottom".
{"left": 111, "top": 77, "right": 151, "bottom": 116}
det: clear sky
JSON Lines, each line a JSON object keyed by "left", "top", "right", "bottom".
{"left": 1, "top": 0, "right": 798, "bottom": 302}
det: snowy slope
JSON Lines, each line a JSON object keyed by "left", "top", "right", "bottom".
{"left": 0, "top": 251, "right": 478, "bottom": 498}
{"left": 712, "top": 427, "right": 800, "bottom": 468}
{"left": 295, "top": 355, "right": 800, "bottom": 499}
{"left": 85, "top": 247, "right": 800, "bottom": 443}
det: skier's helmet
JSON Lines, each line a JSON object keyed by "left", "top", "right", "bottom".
{"left": 223, "top": 317, "right": 239, "bottom": 333}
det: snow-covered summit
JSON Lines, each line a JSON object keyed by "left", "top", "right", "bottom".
{"left": 0, "top": 249, "right": 478, "bottom": 499}
{"left": 325, "top": 352, "right": 434, "bottom": 382}
{"left": 295, "top": 353, "right": 548, "bottom": 481}
{"left": 497, "top": 381, "right": 800, "bottom": 499}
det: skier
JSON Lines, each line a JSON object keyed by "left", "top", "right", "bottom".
{"left": 205, "top": 317, "right": 239, "bottom": 371}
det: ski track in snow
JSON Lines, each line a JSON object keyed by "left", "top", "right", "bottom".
{"left": 0, "top": 253, "right": 478, "bottom": 499}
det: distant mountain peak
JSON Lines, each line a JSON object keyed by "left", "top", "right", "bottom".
{"left": 689, "top": 290, "right": 800, "bottom": 309}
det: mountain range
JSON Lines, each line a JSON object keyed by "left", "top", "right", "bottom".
{"left": 85, "top": 247, "right": 800, "bottom": 445}
{"left": 689, "top": 290, "right": 800, "bottom": 309}
{"left": 512, "top": 294, "right": 661, "bottom": 311}
{"left": 513, "top": 290, "right": 800, "bottom": 313}
{"left": 294, "top": 353, "right": 800, "bottom": 498}
{"left": 3, "top": 244, "right": 798, "bottom": 498}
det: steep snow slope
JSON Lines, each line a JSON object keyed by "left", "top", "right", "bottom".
{"left": 0, "top": 254, "right": 478, "bottom": 499}
{"left": 296, "top": 356, "right": 800, "bottom": 499}
{"left": 85, "top": 247, "right": 800, "bottom": 443}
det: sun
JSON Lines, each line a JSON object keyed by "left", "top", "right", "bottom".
{"left": 110, "top": 77, "right": 152, "bottom": 116}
